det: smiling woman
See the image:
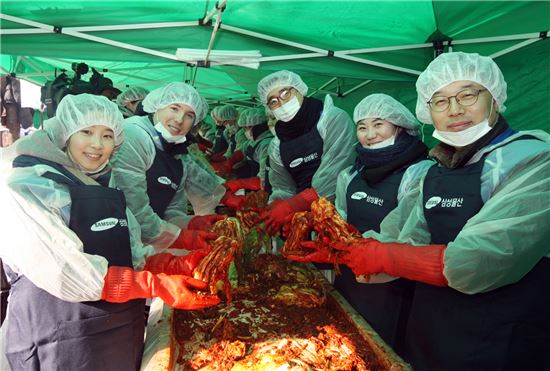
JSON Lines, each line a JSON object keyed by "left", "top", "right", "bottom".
{"left": 67, "top": 125, "right": 116, "bottom": 172}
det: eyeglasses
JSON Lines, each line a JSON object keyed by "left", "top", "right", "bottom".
{"left": 267, "top": 87, "right": 293, "bottom": 109}
{"left": 427, "top": 88, "right": 487, "bottom": 112}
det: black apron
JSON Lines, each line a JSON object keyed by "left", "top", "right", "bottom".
{"left": 264, "top": 155, "right": 272, "bottom": 195}
{"left": 211, "top": 126, "right": 228, "bottom": 154}
{"left": 5, "top": 165, "right": 145, "bottom": 371}
{"left": 405, "top": 137, "right": 550, "bottom": 371}
{"left": 279, "top": 125, "right": 323, "bottom": 193}
{"left": 335, "top": 168, "right": 414, "bottom": 351}
{"left": 232, "top": 143, "right": 259, "bottom": 179}
{"left": 145, "top": 141, "right": 183, "bottom": 219}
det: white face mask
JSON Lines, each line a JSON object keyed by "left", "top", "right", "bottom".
{"left": 432, "top": 119, "right": 492, "bottom": 147}
{"left": 362, "top": 134, "right": 396, "bottom": 149}
{"left": 154, "top": 122, "right": 187, "bottom": 144}
{"left": 272, "top": 96, "right": 301, "bottom": 122}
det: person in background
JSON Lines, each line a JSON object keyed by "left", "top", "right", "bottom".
{"left": 208, "top": 105, "right": 237, "bottom": 162}
{"left": 295, "top": 93, "right": 430, "bottom": 351}
{"left": 116, "top": 86, "right": 150, "bottom": 118}
{"left": 257, "top": 70, "right": 355, "bottom": 235}
{"left": 0, "top": 94, "right": 219, "bottom": 370}
{"left": 110, "top": 83, "right": 236, "bottom": 251}
{"left": 223, "top": 107, "right": 274, "bottom": 193}
{"left": 289, "top": 52, "right": 550, "bottom": 370}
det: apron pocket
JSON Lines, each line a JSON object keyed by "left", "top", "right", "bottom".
{"left": 56, "top": 305, "right": 144, "bottom": 371}
{"left": 5, "top": 344, "right": 39, "bottom": 371}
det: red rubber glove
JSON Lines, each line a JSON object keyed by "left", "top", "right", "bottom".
{"left": 144, "top": 250, "right": 209, "bottom": 276}
{"left": 169, "top": 229, "right": 219, "bottom": 250}
{"left": 210, "top": 151, "right": 227, "bottom": 163}
{"left": 223, "top": 177, "right": 262, "bottom": 193}
{"left": 197, "top": 143, "right": 210, "bottom": 152}
{"left": 334, "top": 239, "right": 448, "bottom": 287}
{"left": 285, "top": 241, "right": 337, "bottom": 264}
{"left": 260, "top": 188, "right": 319, "bottom": 235}
{"left": 220, "top": 191, "right": 246, "bottom": 210}
{"left": 101, "top": 266, "right": 220, "bottom": 310}
{"left": 227, "top": 151, "right": 244, "bottom": 167}
{"left": 187, "top": 214, "right": 227, "bottom": 231}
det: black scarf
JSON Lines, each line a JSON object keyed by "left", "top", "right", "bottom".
{"left": 429, "top": 115, "right": 509, "bottom": 169}
{"left": 275, "top": 97, "right": 323, "bottom": 142}
{"left": 353, "top": 133, "right": 429, "bottom": 185}
{"left": 251, "top": 122, "right": 270, "bottom": 140}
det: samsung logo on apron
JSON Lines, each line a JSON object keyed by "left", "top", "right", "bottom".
{"left": 425, "top": 196, "right": 464, "bottom": 209}
{"left": 90, "top": 217, "right": 127, "bottom": 232}
{"left": 289, "top": 152, "right": 319, "bottom": 168}
{"left": 350, "top": 191, "right": 384, "bottom": 206}
{"left": 157, "top": 176, "right": 178, "bottom": 190}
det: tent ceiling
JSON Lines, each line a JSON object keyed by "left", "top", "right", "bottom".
{"left": 1, "top": 1, "right": 549, "bottom": 140}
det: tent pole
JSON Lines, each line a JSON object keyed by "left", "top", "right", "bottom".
{"left": 259, "top": 53, "right": 324, "bottom": 62}
{"left": 19, "top": 57, "right": 51, "bottom": 80}
{"left": 490, "top": 38, "right": 542, "bottom": 59}
{"left": 0, "top": 13, "right": 191, "bottom": 63}
{"left": 0, "top": 21, "right": 198, "bottom": 35}
{"left": 308, "top": 77, "right": 338, "bottom": 97}
{"left": 335, "top": 54, "right": 421, "bottom": 76}
{"left": 342, "top": 80, "right": 372, "bottom": 97}
{"left": 220, "top": 24, "right": 327, "bottom": 54}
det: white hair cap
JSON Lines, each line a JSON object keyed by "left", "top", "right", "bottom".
{"left": 198, "top": 95, "right": 210, "bottom": 123}
{"left": 415, "top": 52, "right": 507, "bottom": 125}
{"left": 216, "top": 105, "right": 239, "bottom": 121}
{"left": 210, "top": 105, "right": 221, "bottom": 120}
{"left": 257, "top": 70, "right": 308, "bottom": 106}
{"left": 142, "top": 82, "right": 205, "bottom": 126}
{"left": 237, "top": 107, "right": 267, "bottom": 128}
{"left": 353, "top": 94, "right": 420, "bottom": 136}
{"left": 116, "top": 86, "right": 150, "bottom": 107}
{"left": 49, "top": 94, "right": 124, "bottom": 148}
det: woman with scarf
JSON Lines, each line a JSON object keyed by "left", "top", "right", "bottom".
{"left": 110, "top": 83, "right": 241, "bottom": 251}
{"left": 257, "top": 70, "right": 356, "bottom": 235}
{"left": 0, "top": 94, "right": 219, "bottom": 370}
{"left": 287, "top": 52, "right": 550, "bottom": 370}
{"left": 330, "top": 94, "right": 429, "bottom": 351}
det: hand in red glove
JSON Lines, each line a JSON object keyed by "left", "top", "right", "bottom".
{"left": 220, "top": 191, "right": 246, "bottom": 210}
{"left": 260, "top": 188, "right": 319, "bottom": 236}
{"left": 333, "top": 239, "right": 448, "bottom": 286}
{"left": 227, "top": 151, "right": 244, "bottom": 167}
{"left": 285, "top": 241, "right": 337, "bottom": 264}
{"left": 101, "top": 266, "right": 220, "bottom": 310}
{"left": 187, "top": 214, "right": 226, "bottom": 231}
{"left": 224, "top": 177, "right": 262, "bottom": 193}
{"left": 210, "top": 151, "right": 227, "bottom": 163}
{"left": 169, "top": 229, "right": 219, "bottom": 250}
{"left": 144, "top": 250, "right": 210, "bottom": 276}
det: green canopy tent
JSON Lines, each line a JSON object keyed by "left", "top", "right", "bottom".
{"left": 1, "top": 1, "right": 549, "bottom": 146}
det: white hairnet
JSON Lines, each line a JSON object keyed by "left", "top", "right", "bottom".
{"left": 142, "top": 82, "right": 205, "bottom": 126}
{"left": 116, "top": 86, "right": 150, "bottom": 107}
{"left": 210, "top": 105, "right": 221, "bottom": 120}
{"left": 353, "top": 94, "right": 421, "bottom": 136}
{"left": 257, "top": 70, "right": 308, "bottom": 106}
{"left": 237, "top": 107, "right": 267, "bottom": 127}
{"left": 198, "top": 95, "right": 210, "bottom": 123}
{"left": 416, "top": 52, "right": 507, "bottom": 125}
{"left": 49, "top": 93, "right": 124, "bottom": 148}
{"left": 216, "top": 105, "right": 239, "bottom": 121}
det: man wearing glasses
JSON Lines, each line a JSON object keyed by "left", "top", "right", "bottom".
{"left": 285, "top": 52, "right": 550, "bottom": 370}
{"left": 257, "top": 70, "right": 355, "bottom": 236}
